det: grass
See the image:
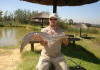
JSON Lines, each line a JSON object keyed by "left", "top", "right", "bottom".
{"left": 0, "top": 25, "right": 100, "bottom": 70}
{"left": 0, "top": 49, "right": 12, "bottom": 55}
{"left": 62, "top": 43, "right": 100, "bottom": 70}
{"left": 77, "top": 39, "right": 100, "bottom": 59}
{"left": 16, "top": 26, "right": 100, "bottom": 70}
{"left": 64, "top": 25, "right": 100, "bottom": 34}
{"left": 17, "top": 51, "right": 40, "bottom": 70}
{"left": 17, "top": 40, "right": 100, "bottom": 70}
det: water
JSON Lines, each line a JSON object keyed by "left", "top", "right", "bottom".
{"left": 0, "top": 29, "right": 18, "bottom": 47}
{"left": 0, "top": 27, "right": 33, "bottom": 47}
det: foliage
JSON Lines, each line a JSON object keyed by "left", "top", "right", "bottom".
{"left": 0, "top": 10, "right": 3, "bottom": 22}
{"left": 65, "top": 26, "right": 99, "bottom": 34}
{"left": 58, "top": 18, "right": 68, "bottom": 29}
{"left": 85, "top": 23, "right": 92, "bottom": 27}
{"left": 0, "top": 9, "right": 39, "bottom": 26}
{"left": 68, "top": 19, "right": 74, "bottom": 25}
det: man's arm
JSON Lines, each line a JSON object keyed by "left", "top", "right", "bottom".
{"left": 40, "top": 28, "right": 48, "bottom": 46}
{"left": 61, "top": 32, "right": 69, "bottom": 47}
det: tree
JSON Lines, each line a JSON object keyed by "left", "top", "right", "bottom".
{"left": 0, "top": 10, "right": 2, "bottom": 16}
{"left": 68, "top": 19, "right": 73, "bottom": 25}
{"left": 14, "top": 9, "right": 39, "bottom": 24}
{"left": 85, "top": 23, "right": 92, "bottom": 27}
{"left": 57, "top": 18, "right": 68, "bottom": 28}
{"left": 3, "top": 11, "right": 8, "bottom": 21}
{"left": 0, "top": 10, "right": 3, "bottom": 22}
{"left": 14, "top": 9, "right": 25, "bottom": 23}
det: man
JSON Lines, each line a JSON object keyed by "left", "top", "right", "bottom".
{"left": 34, "top": 13, "right": 69, "bottom": 70}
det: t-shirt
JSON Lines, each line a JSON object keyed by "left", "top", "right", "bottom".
{"left": 41, "top": 26, "right": 65, "bottom": 57}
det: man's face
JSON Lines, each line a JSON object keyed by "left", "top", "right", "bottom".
{"left": 49, "top": 17, "right": 57, "bottom": 27}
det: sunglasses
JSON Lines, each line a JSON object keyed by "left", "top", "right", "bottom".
{"left": 50, "top": 18, "right": 57, "bottom": 20}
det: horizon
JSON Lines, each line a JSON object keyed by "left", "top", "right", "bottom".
{"left": 0, "top": 0, "right": 100, "bottom": 24}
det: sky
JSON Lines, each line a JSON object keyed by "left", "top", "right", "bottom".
{"left": 0, "top": 0, "right": 100, "bottom": 24}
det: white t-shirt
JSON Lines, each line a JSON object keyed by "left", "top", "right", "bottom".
{"left": 41, "top": 26, "right": 65, "bottom": 57}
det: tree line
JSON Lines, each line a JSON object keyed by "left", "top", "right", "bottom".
{"left": 0, "top": 9, "right": 94, "bottom": 27}
{"left": 0, "top": 9, "right": 39, "bottom": 26}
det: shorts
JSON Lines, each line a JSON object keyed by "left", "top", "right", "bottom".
{"left": 36, "top": 54, "right": 69, "bottom": 70}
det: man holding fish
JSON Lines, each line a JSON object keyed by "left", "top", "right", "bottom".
{"left": 34, "top": 13, "right": 69, "bottom": 70}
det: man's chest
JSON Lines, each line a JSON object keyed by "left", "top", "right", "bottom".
{"left": 46, "top": 28, "right": 62, "bottom": 36}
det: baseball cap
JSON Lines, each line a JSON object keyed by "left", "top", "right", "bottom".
{"left": 49, "top": 13, "right": 58, "bottom": 19}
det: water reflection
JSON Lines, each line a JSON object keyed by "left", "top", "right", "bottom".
{"left": 0, "top": 29, "right": 18, "bottom": 47}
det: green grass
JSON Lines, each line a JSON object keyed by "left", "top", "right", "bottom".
{"left": 16, "top": 25, "right": 100, "bottom": 70}
{"left": 0, "top": 25, "right": 100, "bottom": 70}
{"left": 64, "top": 26, "right": 100, "bottom": 34}
{"left": 62, "top": 43, "right": 100, "bottom": 70}
{"left": 17, "top": 40, "right": 100, "bottom": 70}
{"left": 17, "top": 51, "right": 40, "bottom": 70}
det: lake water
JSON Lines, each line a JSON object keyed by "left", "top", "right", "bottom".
{"left": 0, "top": 27, "right": 33, "bottom": 47}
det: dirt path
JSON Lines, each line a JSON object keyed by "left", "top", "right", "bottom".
{"left": 0, "top": 49, "right": 21, "bottom": 70}
{"left": 0, "top": 43, "right": 42, "bottom": 70}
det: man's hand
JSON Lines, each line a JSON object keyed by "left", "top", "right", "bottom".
{"left": 33, "top": 33, "right": 41, "bottom": 41}
{"left": 62, "top": 37, "right": 69, "bottom": 47}
{"left": 40, "top": 40, "right": 48, "bottom": 46}
{"left": 61, "top": 33, "right": 68, "bottom": 46}
{"left": 61, "top": 32, "right": 69, "bottom": 47}
{"left": 33, "top": 33, "right": 47, "bottom": 46}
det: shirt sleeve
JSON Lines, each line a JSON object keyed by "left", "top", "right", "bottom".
{"left": 41, "top": 28, "right": 47, "bottom": 32}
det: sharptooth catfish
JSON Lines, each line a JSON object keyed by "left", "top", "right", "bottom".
{"left": 20, "top": 31, "right": 66, "bottom": 52}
